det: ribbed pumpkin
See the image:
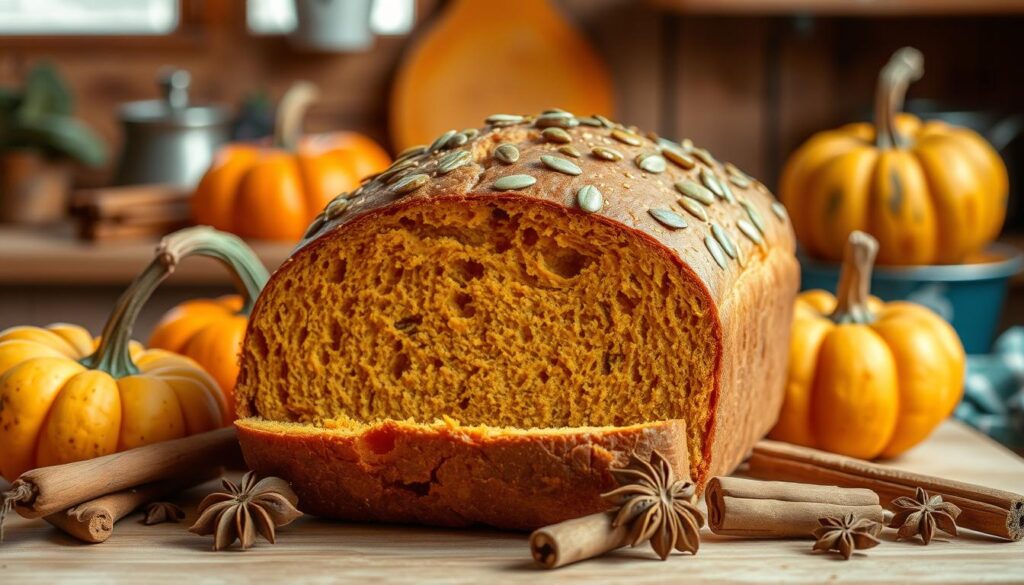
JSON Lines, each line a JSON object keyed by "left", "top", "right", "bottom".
{"left": 770, "top": 231, "right": 965, "bottom": 459}
{"left": 148, "top": 231, "right": 269, "bottom": 412}
{"left": 780, "top": 47, "right": 1007, "bottom": 265}
{"left": 0, "top": 228, "right": 258, "bottom": 480}
{"left": 192, "top": 82, "right": 391, "bottom": 241}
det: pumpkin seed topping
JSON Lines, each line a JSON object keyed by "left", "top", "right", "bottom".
{"left": 542, "top": 127, "right": 572, "bottom": 144}
{"left": 304, "top": 213, "right": 326, "bottom": 238}
{"left": 728, "top": 173, "right": 751, "bottom": 189}
{"left": 675, "top": 180, "right": 715, "bottom": 205}
{"left": 679, "top": 197, "right": 708, "bottom": 221}
{"left": 649, "top": 208, "right": 688, "bottom": 230}
{"left": 700, "top": 168, "right": 725, "bottom": 199}
{"left": 326, "top": 197, "right": 350, "bottom": 219}
{"left": 535, "top": 112, "right": 579, "bottom": 129}
{"left": 692, "top": 147, "right": 716, "bottom": 167}
{"left": 540, "top": 155, "right": 582, "bottom": 176}
{"left": 396, "top": 144, "right": 427, "bottom": 160}
{"left": 594, "top": 114, "right": 615, "bottom": 128}
{"left": 494, "top": 143, "right": 520, "bottom": 164}
{"left": 611, "top": 129, "right": 642, "bottom": 146}
{"left": 446, "top": 132, "right": 469, "bottom": 148}
{"left": 577, "top": 116, "right": 603, "bottom": 127}
{"left": 741, "top": 200, "right": 766, "bottom": 234}
{"left": 437, "top": 150, "right": 472, "bottom": 175}
{"left": 493, "top": 174, "right": 536, "bottom": 191}
{"left": 378, "top": 160, "right": 417, "bottom": 184}
{"left": 542, "top": 108, "right": 571, "bottom": 115}
{"left": 486, "top": 114, "right": 525, "bottom": 126}
{"left": 591, "top": 146, "right": 623, "bottom": 162}
{"left": 719, "top": 179, "right": 737, "bottom": 204}
{"left": 383, "top": 168, "right": 414, "bottom": 186}
{"left": 663, "top": 147, "right": 696, "bottom": 170}
{"left": 558, "top": 145, "right": 582, "bottom": 158}
{"left": 392, "top": 173, "right": 430, "bottom": 194}
{"left": 736, "top": 240, "right": 747, "bottom": 268}
{"left": 737, "top": 218, "right": 764, "bottom": 246}
{"left": 636, "top": 153, "right": 667, "bottom": 174}
{"left": 680, "top": 138, "right": 694, "bottom": 151}
{"left": 462, "top": 128, "right": 479, "bottom": 139}
{"left": 577, "top": 185, "right": 603, "bottom": 213}
{"left": 772, "top": 201, "right": 789, "bottom": 221}
{"left": 711, "top": 222, "right": 737, "bottom": 259}
{"left": 430, "top": 130, "right": 457, "bottom": 152}
{"left": 705, "top": 234, "right": 728, "bottom": 269}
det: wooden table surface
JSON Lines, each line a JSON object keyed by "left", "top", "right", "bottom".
{"left": 2, "top": 421, "right": 1022, "bottom": 584}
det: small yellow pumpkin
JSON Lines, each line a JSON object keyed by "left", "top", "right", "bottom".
{"left": 770, "top": 231, "right": 965, "bottom": 459}
{"left": 780, "top": 47, "right": 1007, "bottom": 265}
{"left": 0, "top": 227, "right": 255, "bottom": 480}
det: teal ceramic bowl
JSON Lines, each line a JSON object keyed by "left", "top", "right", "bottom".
{"left": 800, "top": 244, "right": 1023, "bottom": 354}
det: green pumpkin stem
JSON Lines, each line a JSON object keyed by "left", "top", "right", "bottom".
{"left": 273, "top": 81, "right": 319, "bottom": 151}
{"left": 82, "top": 226, "right": 270, "bottom": 377}
{"left": 874, "top": 47, "right": 924, "bottom": 150}
{"left": 830, "top": 231, "right": 879, "bottom": 325}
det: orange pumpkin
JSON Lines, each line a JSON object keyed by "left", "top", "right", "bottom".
{"left": 149, "top": 230, "right": 269, "bottom": 413}
{"left": 770, "top": 231, "right": 965, "bottom": 460}
{"left": 780, "top": 47, "right": 1007, "bottom": 265}
{"left": 0, "top": 228, "right": 260, "bottom": 479}
{"left": 192, "top": 82, "right": 391, "bottom": 241}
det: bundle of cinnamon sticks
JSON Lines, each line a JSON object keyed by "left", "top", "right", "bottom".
{"left": 1, "top": 427, "right": 240, "bottom": 544}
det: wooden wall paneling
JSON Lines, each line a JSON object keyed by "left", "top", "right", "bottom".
{"left": 667, "top": 17, "right": 770, "bottom": 179}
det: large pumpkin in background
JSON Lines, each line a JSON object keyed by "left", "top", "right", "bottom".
{"left": 780, "top": 47, "right": 1007, "bottom": 266}
{"left": 192, "top": 82, "right": 391, "bottom": 241}
{"left": 771, "top": 231, "right": 965, "bottom": 460}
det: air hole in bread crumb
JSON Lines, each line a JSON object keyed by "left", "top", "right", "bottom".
{"left": 331, "top": 259, "right": 348, "bottom": 283}
{"left": 391, "top": 352, "right": 411, "bottom": 379}
{"left": 456, "top": 259, "right": 485, "bottom": 281}
{"left": 491, "top": 206, "right": 510, "bottom": 223}
{"left": 616, "top": 291, "right": 637, "bottom": 315}
{"left": 330, "top": 321, "right": 344, "bottom": 352}
{"left": 539, "top": 370, "right": 550, "bottom": 383}
{"left": 395, "top": 315, "right": 422, "bottom": 333}
{"left": 297, "top": 326, "right": 308, "bottom": 346}
{"left": 363, "top": 426, "right": 397, "bottom": 454}
{"left": 453, "top": 292, "right": 475, "bottom": 317}
{"left": 458, "top": 396, "right": 470, "bottom": 410}
{"left": 522, "top": 227, "right": 539, "bottom": 246}
{"left": 542, "top": 247, "right": 590, "bottom": 279}
{"left": 250, "top": 328, "right": 269, "bottom": 359}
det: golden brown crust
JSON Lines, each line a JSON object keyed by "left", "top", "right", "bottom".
{"left": 236, "top": 417, "right": 689, "bottom": 531}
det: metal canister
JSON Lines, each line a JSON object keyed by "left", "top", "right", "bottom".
{"left": 115, "top": 68, "right": 230, "bottom": 188}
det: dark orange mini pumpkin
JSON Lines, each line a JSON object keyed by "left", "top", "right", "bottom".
{"left": 192, "top": 82, "right": 391, "bottom": 241}
{"left": 780, "top": 47, "right": 1008, "bottom": 265}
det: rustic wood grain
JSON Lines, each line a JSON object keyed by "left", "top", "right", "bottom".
{"left": 0, "top": 421, "right": 1021, "bottom": 584}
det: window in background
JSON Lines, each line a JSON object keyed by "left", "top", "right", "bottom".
{"left": 247, "top": 0, "right": 415, "bottom": 36}
{"left": 0, "top": 0, "right": 178, "bottom": 35}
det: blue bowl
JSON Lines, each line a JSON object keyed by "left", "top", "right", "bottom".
{"left": 800, "top": 244, "right": 1023, "bottom": 354}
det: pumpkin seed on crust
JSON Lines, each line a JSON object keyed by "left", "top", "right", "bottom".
{"left": 577, "top": 185, "right": 603, "bottom": 213}
{"left": 700, "top": 167, "right": 725, "bottom": 199}
{"left": 649, "top": 208, "right": 688, "bottom": 230}
{"left": 675, "top": 180, "right": 715, "bottom": 205}
{"left": 592, "top": 146, "right": 623, "bottom": 162}
{"left": 392, "top": 173, "right": 430, "bottom": 194}
{"left": 493, "top": 174, "right": 536, "bottom": 191}
{"left": 636, "top": 153, "right": 667, "bottom": 174}
{"left": 741, "top": 199, "right": 767, "bottom": 234}
{"left": 486, "top": 114, "right": 525, "bottom": 126}
{"left": 705, "top": 234, "right": 728, "bottom": 269}
{"left": 540, "top": 155, "right": 582, "bottom": 176}
{"left": 679, "top": 197, "right": 708, "bottom": 221}
{"left": 558, "top": 145, "right": 582, "bottom": 158}
{"left": 429, "top": 130, "right": 457, "bottom": 152}
{"left": 611, "top": 129, "right": 642, "bottom": 146}
{"left": 437, "top": 150, "right": 472, "bottom": 175}
{"left": 692, "top": 147, "right": 716, "bottom": 167}
{"left": 541, "top": 127, "right": 572, "bottom": 144}
{"left": 711, "top": 222, "right": 737, "bottom": 259}
{"left": 663, "top": 147, "right": 696, "bottom": 170}
{"left": 494, "top": 143, "right": 520, "bottom": 164}
{"left": 737, "top": 219, "right": 764, "bottom": 246}
{"left": 772, "top": 201, "right": 789, "bottom": 221}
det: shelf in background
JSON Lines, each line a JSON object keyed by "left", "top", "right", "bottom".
{"left": 647, "top": 0, "right": 1024, "bottom": 16}
{"left": 0, "top": 225, "right": 293, "bottom": 286}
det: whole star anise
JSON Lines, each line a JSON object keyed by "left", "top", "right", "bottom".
{"left": 143, "top": 501, "right": 185, "bottom": 525}
{"left": 189, "top": 471, "right": 302, "bottom": 551}
{"left": 889, "top": 487, "right": 962, "bottom": 544}
{"left": 601, "top": 450, "right": 704, "bottom": 560}
{"left": 812, "top": 514, "right": 882, "bottom": 560}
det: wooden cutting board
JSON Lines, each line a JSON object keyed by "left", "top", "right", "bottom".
{"left": 2, "top": 420, "right": 1022, "bottom": 584}
{"left": 389, "top": 0, "right": 615, "bottom": 150}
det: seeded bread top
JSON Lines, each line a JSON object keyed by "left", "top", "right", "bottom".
{"left": 295, "top": 110, "right": 795, "bottom": 300}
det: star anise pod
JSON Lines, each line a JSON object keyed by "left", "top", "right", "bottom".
{"left": 601, "top": 450, "right": 704, "bottom": 560}
{"left": 812, "top": 514, "right": 883, "bottom": 560}
{"left": 888, "top": 487, "right": 962, "bottom": 544}
{"left": 142, "top": 501, "right": 185, "bottom": 525}
{"left": 188, "top": 471, "right": 302, "bottom": 551}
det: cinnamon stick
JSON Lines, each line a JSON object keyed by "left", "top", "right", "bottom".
{"left": 1, "top": 427, "right": 238, "bottom": 540}
{"left": 748, "top": 440, "right": 1024, "bottom": 541}
{"left": 44, "top": 468, "right": 220, "bottom": 544}
{"left": 529, "top": 511, "right": 631, "bottom": 569}
{"left": 706, "top": 476, "right": 883, "bottom": 538}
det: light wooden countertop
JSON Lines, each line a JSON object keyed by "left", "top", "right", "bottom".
{"left": 0, "top": 226, "right": 293, "bottom": 286}
{"left": 1, "top": 420, "right": 1021, "bottom": 584}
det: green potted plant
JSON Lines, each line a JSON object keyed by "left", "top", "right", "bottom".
{"left": 0, "top": 63, "right": 107, "bottom": 224}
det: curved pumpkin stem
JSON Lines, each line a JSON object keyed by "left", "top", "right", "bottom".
{"left": 82, "top": 227, "right": 270, "bottom": 377}
{"left": 830, "top": 231, "right": 879, "bottom": 325}
{"left": 874, "top": 47, "right": 924, "bottom": 149}
{"left": 273, "top": 81, "right": 319, "bottom": 151}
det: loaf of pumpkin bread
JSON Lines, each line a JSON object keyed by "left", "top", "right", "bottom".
{"left": 234, "top": 111, "right": 799, "bottom": 529}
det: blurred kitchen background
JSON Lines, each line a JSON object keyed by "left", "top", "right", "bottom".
{"left": 0, "top": 0, "right": 1022, "bottom": 337}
